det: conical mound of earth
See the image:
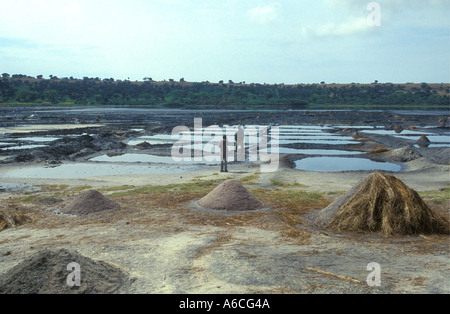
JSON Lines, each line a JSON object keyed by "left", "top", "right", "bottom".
{"left": 198, "top": 180, "right": 264, "bottom": 211}
{"left": 417, "top": 135, "right": 431, "bottom": 147}
{"left": 62, "top": 190, "right": 120, "bottom": 216}
{"left": 318, "top": 172, "right": 449, "bottom": 236}
{"left": 0, "top": 248, "right": 129, "bottom": 294}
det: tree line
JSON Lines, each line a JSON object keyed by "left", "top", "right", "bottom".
{"left": 0, "top": 74, "right": 449, "bottom": 109}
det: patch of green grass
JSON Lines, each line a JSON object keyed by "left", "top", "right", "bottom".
{"left": 240, "top": 173, "right": 260, "bottom": 185}
{"left": 37, "top": 184, "right": 70, "bottom": 191}
{"left": 69, "top": 185, "right": 93, "bottom": 192}
{"left": 251, "top": 188, "right": 327, "bottom": 208}
{"left": 270, "top": 179, "right": 305, "bottom": 188}
{"left": 108, "top": 179, "right": 225, "bottom": 198}
{"left": 98, "top": 185, "right": 136, "bottom": 192}
{"left": 16, "top": 195, "right": 37, "bottom": 203}
{"left": 419, "top": 188, "right": 450, "bottom": 205}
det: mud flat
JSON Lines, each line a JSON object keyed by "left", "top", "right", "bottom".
{"left": 0, "top": 108, "right": 448, "bottom": 294}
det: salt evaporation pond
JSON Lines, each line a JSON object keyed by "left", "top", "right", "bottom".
{"left": 13, "top": 136, "right": 61, "bottom": 142}
{"left": 260, "top": 148, "right": 363, "bottom": 155}
{"left": 91, "top": 154, "right": 220, "bottom": 164}
{"left": 2, "top": 163, "right": 201, "bottom": 179}
{"left": 360, "top": 129, "right": 450, "bottom": 146}
{"left": 294, "top": 157, "right": 401, "bottom": 172}
{"left": 2, "top": 144, "right": 48, "bottom": 150}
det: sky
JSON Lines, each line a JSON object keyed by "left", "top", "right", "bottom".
{"left": 0, "top": 0, "right": 449, "bottom": 84}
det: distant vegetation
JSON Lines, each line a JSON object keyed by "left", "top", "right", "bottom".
{"left": 1, "top": 73, "right": 449, "bottom": 110}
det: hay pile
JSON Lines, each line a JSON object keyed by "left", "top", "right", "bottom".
{"left": 0, "top": 248, "right": 129, "bottom": 294}
{"left": 318, "top": 172, "right": 449, "bottom": 236}
{"left": 62, "top": 190, "right": 120, "bottom": 216}
{"left": 0, "top": 211, "right": 31, "bottom": 232}
{"left": 198, "top": 180, "right": 264, "bottom": 211}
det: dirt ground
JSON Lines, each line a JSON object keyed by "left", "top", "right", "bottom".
{"left": 0, "top": 108, "right": 448, "bottom": 294}
{"left": 0, "top": 159, "right": 448, "bottom": 294}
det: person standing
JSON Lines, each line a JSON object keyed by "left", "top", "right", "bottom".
{"left": 235, "top": 125, "right": 245, "bottom": 162}
{"left": 220, "top": 135, "right": 229, "bottom": 172}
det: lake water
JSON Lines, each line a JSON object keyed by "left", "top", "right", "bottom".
{"left": 2, "top": 163, "right": 201, "bottom": 179}
{"left": 260, "top": 148, "right": 363, "bottom": 155}
{"left": 1, "top": 144, "right": 48, "bottom": 150}
{"left": 90, "top": 154, "right": 220, "bottom": 165}
{"left": 294, "top": 157, "right": 402, "bottom": 172}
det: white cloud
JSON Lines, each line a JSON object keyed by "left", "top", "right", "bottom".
{"left": 302, "top": 17, "right": 371, "bottom": 38}
{"left": 248, "top": 3, "right": 281, "bottom": 24}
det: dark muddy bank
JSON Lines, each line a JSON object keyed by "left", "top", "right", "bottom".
{"left": 0, "top": 107, "right": 448, "bottom": 165}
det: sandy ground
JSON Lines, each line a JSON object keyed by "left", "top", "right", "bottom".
{"left": 0, "top": 158, "right": 448, "bottom": 294}
{"left": 0, "top": 156, "right": 448, "bottom": 192}
{"left": 0, "top": 111, "right": 448, "bottom": 294}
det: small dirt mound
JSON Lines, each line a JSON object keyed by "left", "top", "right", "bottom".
{"left": 318, "top": 172, "right": 449, "bottom": 236}
{"left": 62, "top": 190, "right": 120, "bottom": 216}
{"left": 393, "top": 125, "right": 404, "bottom": 134}
{"left": 417, "top": 135, "right": 431, "bottom": 148}
{"left": 197, "top": 180, "right": 264, "bottom": 211}
{"left": 0, "top": 248, "right": 129, "bottom": 294}
{"left": 0, "top": 211, "right": 32, "bottom": 232}
{"left": 135, "top": 141, "right": 152, "bottom": 149}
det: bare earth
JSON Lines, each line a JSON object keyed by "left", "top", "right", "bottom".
{"left": 0, "top": 108, "right": 448, "bottom": 294}
{"left": 0, "top": 159, "right": 448, "bottom": 294}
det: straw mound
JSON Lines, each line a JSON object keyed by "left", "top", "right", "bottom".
{"left": 0, "top": 211, "right": 31, "bottom": 232}
{"left": 319, "top": 172, "right": 449, "bottom": 236}
{"left": 198, "top": 180, "right": 264, "bottom": 211}
{"left": 62, "top": 190, "right": 120, "bottom": 216}
{"left": 0, "top": 248, "right": 129, "bottom": 294}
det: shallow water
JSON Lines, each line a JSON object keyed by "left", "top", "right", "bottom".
{"left": 90, "top": 154, "right": 220, "bottom": 165}
{"left": 2, "top": 144, "right": 48, "bottom": 150}
{"left": 270, "top": 135, "right": 355, "bottom": 141}
{"left": 294, "top": 157, "right": 401, "bottom": 172}
{"left": 2, "top": 163, "right": 202, "bottom": 179}
{"left": 361, "top": 129, "right": 433, "bottom": 136}
{"left": 260, "top": 148, "right": 363, "bottom": 155}
{"left": 271, "top": 139, "right": 358, "bottom": 145}
{"left": 13, "top": 136, "right": 61, "bottom": 142}
{"left": 395, "top": 135, "right": 450, "bottom": 143}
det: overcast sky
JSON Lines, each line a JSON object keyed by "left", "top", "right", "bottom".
{"left": 0, "top": 0, "right": 449, "bottom": 84}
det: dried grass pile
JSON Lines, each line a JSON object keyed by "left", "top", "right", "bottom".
{"left": 62, "top": 190, "right": 120, "bottom": 216}
{"left": 318, "top": 172, "right": 449, "bottom": 236}
{"left": 197, "top": 180, "right": 264, "bottom": 211}
{"left": 0, "top": 210, "right": 31, "bottom": 232}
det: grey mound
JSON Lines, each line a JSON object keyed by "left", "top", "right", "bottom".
{"left": 387, "top": 146, "right": 422, "bottom": 162}
{"left": 0, "top": 248, "right": 130, "bottom": 294}
{"left": 62, "top": 190, "right": 120, "bottom": 216}
{"left": 198, "top": 180, "right": 264, "bottom": 211}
